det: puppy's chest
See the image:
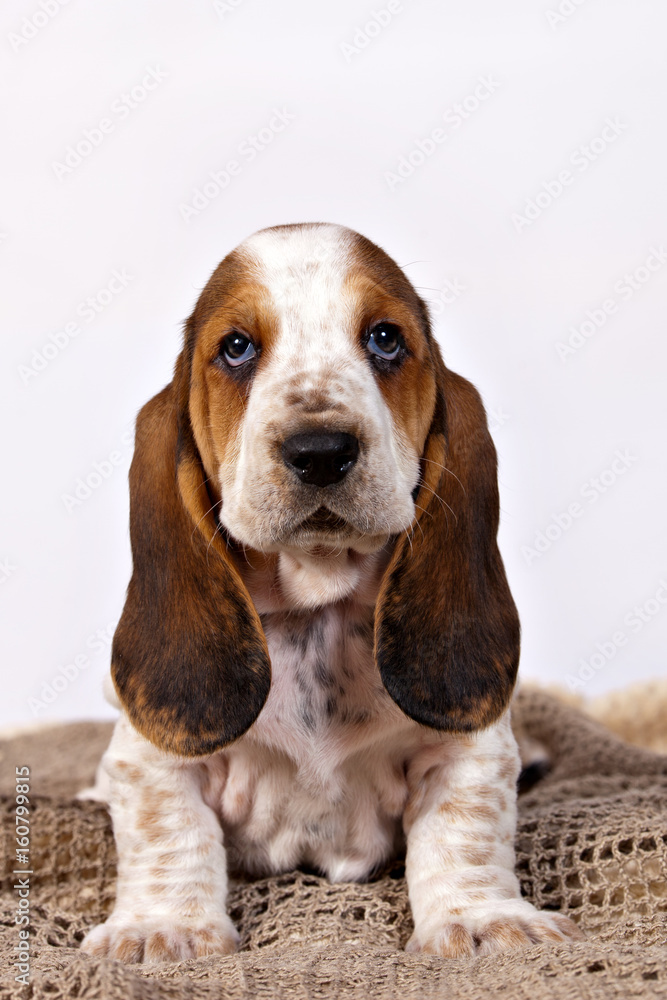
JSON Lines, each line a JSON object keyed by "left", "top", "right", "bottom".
{"left": 254, "top": 605, "right": 402, "bottom": 753}
{"left": 209, "top": 604, "right": 417, "bottom": 878}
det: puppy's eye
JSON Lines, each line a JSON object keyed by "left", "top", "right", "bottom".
{"left": 366, "top": 323, "right": 403, "bottom": 361}
{"left": 220, "top": 332, "right": 256, "bottom": 368}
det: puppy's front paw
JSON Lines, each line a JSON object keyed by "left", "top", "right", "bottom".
{"left": 407, "top": 900, "right": 583, "bottom": 958}
{"left": 81, "top": 914, "right": 240, "bottom": 963}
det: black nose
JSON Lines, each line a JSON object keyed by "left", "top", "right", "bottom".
{"left": 281, "top": 432, "right": 359, "bottom": 487}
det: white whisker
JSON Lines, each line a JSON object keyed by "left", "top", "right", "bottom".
{"left": 421, "top": 456, "right": 467, "bottom": 497}
{"left": 419, "top": 483, "right": 458, "bottom": 525}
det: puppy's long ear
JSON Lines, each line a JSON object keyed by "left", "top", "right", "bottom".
{"left": 375, "top": 356, "right": 520, "bottom": 733}
{"left": 111, "top": 354, "right": 270, "bottom": 757}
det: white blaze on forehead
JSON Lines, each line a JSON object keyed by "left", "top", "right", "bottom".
{"left": 241, "top": 224, "right": 358, "bottom": 372}
{"left": 241, "top": 223, "right": 355, "bottom": 298}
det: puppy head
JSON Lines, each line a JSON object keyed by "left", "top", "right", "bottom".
{"left": 187, "top": 224, "right": 436, "bottom": 563}
{"left": 112, "top": 223, "right": 520, "bottom": 755}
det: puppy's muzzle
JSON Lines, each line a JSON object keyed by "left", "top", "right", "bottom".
{"left": 281, "top": 432, "right": 359, "bottom": 488}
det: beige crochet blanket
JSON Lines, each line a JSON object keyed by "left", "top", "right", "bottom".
{"left": 1, "top": 689, "right": 666, "bottom": 999}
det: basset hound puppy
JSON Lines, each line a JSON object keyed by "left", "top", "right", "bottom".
{"left": 81, "top": 223, "right": 581, "bottom": 963}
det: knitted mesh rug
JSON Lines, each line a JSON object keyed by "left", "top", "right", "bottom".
{"left": 1, "top": 689, "right": 666, "bottom": 999}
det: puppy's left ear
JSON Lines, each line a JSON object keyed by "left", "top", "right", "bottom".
{"left": 110, "top": 345, "right": 271, "bottom": 758}
{"left": 375, "top": 357, "right": 520, "bottom": 733}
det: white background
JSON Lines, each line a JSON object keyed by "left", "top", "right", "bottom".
{"left": 2, "top": 0, "right": 666, "bottom": 729}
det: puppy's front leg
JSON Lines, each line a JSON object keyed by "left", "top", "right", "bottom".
{"left": 81, "top": 716, "right": 238, "bottom": 964}
{"left": 404, "top": 711, "right": 582, "bottom": 957}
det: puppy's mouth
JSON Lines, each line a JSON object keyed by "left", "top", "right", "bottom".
{"left": 298, "top": 506, "right": 351, "bottom": 534}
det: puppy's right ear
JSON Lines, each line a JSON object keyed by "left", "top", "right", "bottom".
{"left": 111, "top": 359, "right": 271, "bottom": 757}
{"left": 374, "top": 364, "right": 520, "bottom": 734}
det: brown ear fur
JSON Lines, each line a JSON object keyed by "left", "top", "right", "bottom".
{"left": 111, "top": 356, "right": 270, "bottom": 757}
{"left": 375, "top": 354, "right": 520, "bottom": 733}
